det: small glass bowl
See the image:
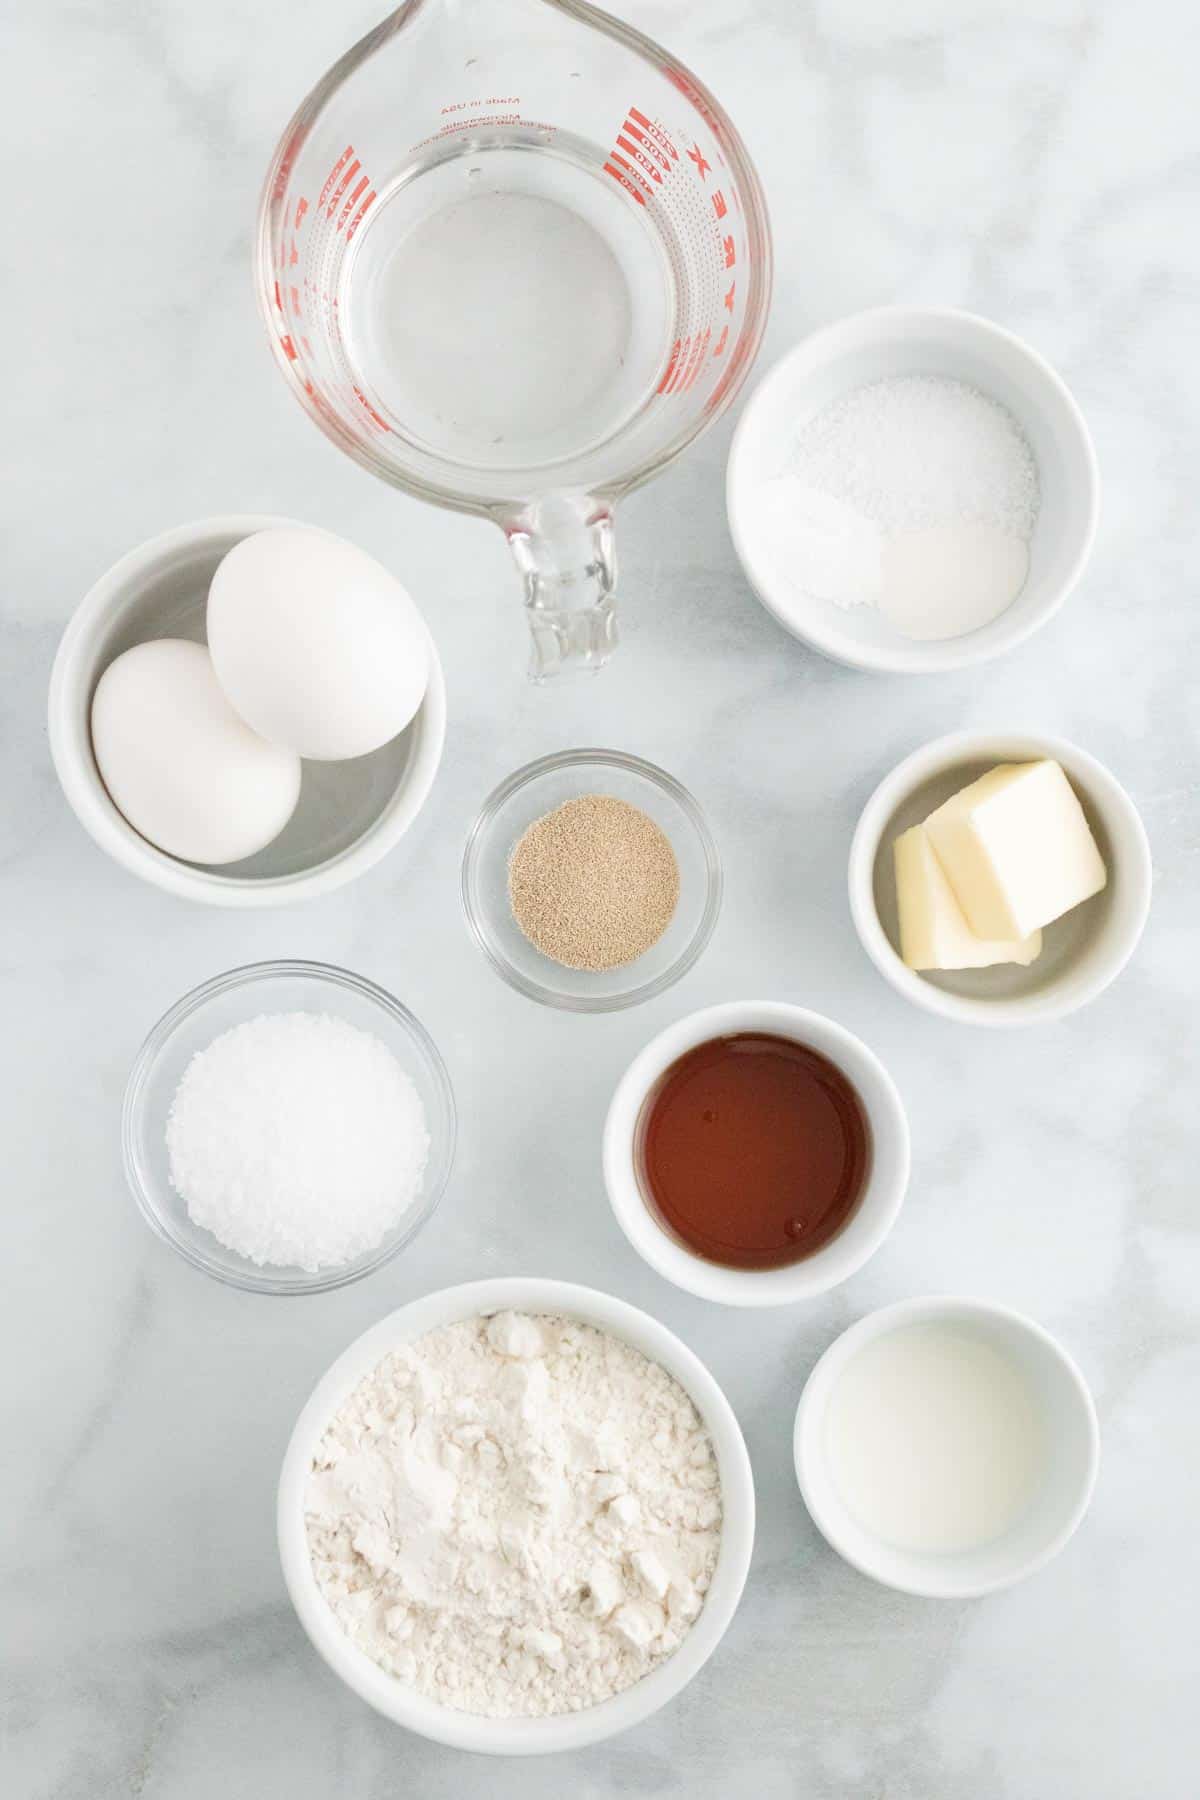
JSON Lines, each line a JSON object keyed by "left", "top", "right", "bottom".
{"left": 462, "top": 749, "right": 722, "bottom": 1012}
{"left": 122, "top": 960, "right": 456, "bottom": 1295}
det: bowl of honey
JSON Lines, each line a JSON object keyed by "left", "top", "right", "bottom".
{"left": 602, "top": 1001, "right": 910, "bottom": 1307}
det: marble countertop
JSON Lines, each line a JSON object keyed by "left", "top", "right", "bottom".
{"left": 5, "top": 0, "right": 1198, "bottom": 1794}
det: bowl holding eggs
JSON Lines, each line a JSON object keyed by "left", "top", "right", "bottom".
{"left": 48, "top": 515, "right": 445, "bottom": 905}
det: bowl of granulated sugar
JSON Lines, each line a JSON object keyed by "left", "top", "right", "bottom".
{"left": 123, "top": 960, "right": 455, "bottom": 1293}
{"left": 728, "top": 307, "right": 1099, "bottom": 674}
{"left": 462, "top": 749, "right": 722, "bottom": 1011}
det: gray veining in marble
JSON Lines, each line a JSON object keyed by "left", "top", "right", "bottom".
{"left": 3, "top": 0, "right": 1198, "bottom": 1795}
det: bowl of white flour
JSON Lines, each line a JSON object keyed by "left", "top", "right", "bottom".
{"left": 277, "top": 1279, "right": 755, "bottom": 1754}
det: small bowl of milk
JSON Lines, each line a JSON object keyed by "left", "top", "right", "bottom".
{"left": 793, "top": 1296, "right": 1099, "bottom": 1598}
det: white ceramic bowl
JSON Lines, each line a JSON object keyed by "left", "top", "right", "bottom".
{"left": 47, "top": 515, "right": 446, "bottom": 905}
{"left": 793, "top": 1296, "right": 1100, "bottom": 1598}
{"left": 848, "top": 730, "right": 1152, "bottom": 1026}
{"left": 603, "top": 1002, "right": 909, "bottom": 1307}
{"left": 727, "top": 306, "right": 1099, "bottom": 673}
{"left": 277, "top": 1278, "right": 755, "bottom": 1755}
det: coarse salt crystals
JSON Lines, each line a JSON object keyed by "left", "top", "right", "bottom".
{"left": 166, "top": 1011, "right": 430, "bottom": 1271}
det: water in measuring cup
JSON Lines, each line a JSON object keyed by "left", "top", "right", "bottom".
{"left": 342, "top": 135, "right": 672, "bottom": 473}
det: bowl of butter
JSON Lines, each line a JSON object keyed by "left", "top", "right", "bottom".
{"left": 849, "top": 730, "right": 1151, "bottom": 1025}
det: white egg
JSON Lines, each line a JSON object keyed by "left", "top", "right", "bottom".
{"left": 91, "top": 639, "right": 302, "bottom": 865}
{"left": 206, "top": 528, "right": 430, "bottom": 761}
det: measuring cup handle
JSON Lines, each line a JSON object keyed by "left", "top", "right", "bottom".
{"left": 505, "top": 503, "right": 619, "bottom": 681}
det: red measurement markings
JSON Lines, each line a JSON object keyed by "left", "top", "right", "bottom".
{"left": 317, "top": 149, "right": 377, "bottom": 238}
{"left": 706, "top": 319, "right": 756, "bottom": 414}
{"left": 345, "top": 188, "right": 377, "bottom": 240}
{"left": 604, "top": 106, "right": 679, "bottom": 202}
{"left": 603, "top": 160, "right": 646, "bottom": 205}
{"left": 616, "top": 130, "right": 665, "bottom": 184}
{"left": 656, "top": 337, "right": 683, "bottom": 393}
{"left": 608, "top": 150, "right": 655, "bottom": 201}
{"left": 353, "top": 386, "right": 391, "bottom": 432}
{"left": 283, "top": 147, "right": 376, "bottom": 266}
{"left": 666, "top": 335, "right": 693, "bottom": 394}
{"left": 325, "top": 158, "right": 361, "bottom": 220}
{"left": 337, "top": 175, "right": 369, "bottom": 231}
{"left": 311, "top": 144, "right": 378, "bottom": 237}
{"left": 619, "top": 121, "right": 670, "bottom": 176}
{"left": 657, "top": 328, "right": 710, "bottom": 396}
{"left": 679, "top": 327, "right": 710, "bottom": 392}
{"left": 272, "top": 136, "right": 299, "bottom": 204}
{"left": 628, "top": 107, "right": 678, "bottom": 163}
{"left": 318, "top": 146, "right": 357, "bottom": 212}
{"left": 273, "top": 144, "right": 379, "bottom": 403}
{"left": 606, "top": 107, "right": 742, "bottom": 398}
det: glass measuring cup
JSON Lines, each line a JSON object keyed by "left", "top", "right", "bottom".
{"left": 256, "top": 0, "right": 772, "bottom": 678}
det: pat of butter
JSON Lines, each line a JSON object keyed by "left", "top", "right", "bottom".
{"left": 923, "top": 760, "right": 1107, "bottom": 939}
{"left": 894, "top": 825, "right": 1042, "bottom": 970}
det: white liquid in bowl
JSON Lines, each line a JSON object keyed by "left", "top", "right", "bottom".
{"left": 824, "top": 1323, "right": 1044, "bottom": 1554}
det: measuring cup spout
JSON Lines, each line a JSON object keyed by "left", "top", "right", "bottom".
{"left": 505, "top": 499, "right": 618, "bottom": 681}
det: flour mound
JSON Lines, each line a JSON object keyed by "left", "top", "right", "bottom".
{"left": 305, "top": 1311, "right": 722, "bottom": 1717}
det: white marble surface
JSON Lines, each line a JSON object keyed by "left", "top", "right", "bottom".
{"left": 5, "top": 0, "right": 1198, "bottom": 1793}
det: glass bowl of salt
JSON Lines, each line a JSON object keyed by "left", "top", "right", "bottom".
{"left": 122, "top": 960, "right": 456, "bottom": 1294}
